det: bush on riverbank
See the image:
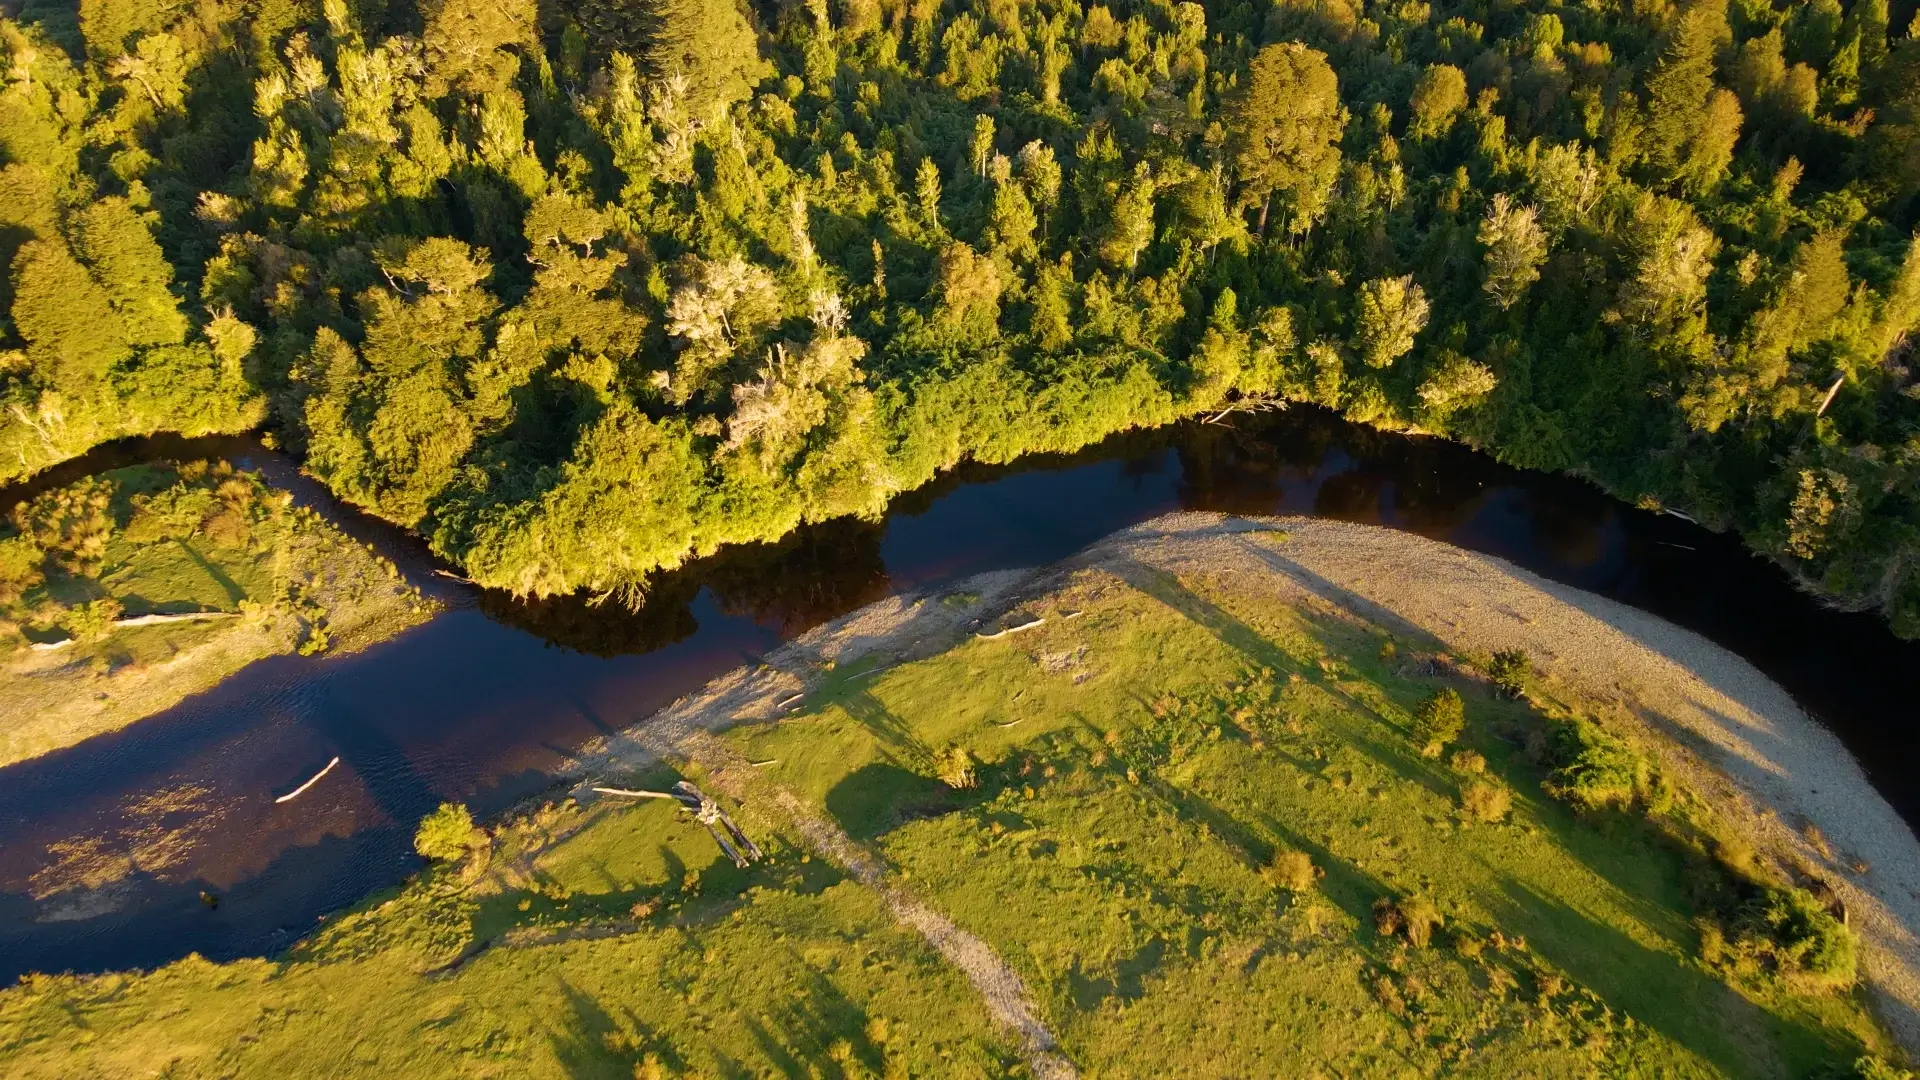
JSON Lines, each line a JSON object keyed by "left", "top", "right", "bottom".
{"left": 1515, "top": 673, "right": 1864, "bottom": 997}
{"left": 0, "top": 464, "right": 433, "bottom": 766}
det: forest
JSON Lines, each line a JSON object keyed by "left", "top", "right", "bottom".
{"left": 0, "top": 0, "right": 1917, "bottom": 630}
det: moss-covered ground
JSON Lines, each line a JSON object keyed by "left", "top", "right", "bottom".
{"left": 0, "top": 561, "right": 1902, "bottom": 1077}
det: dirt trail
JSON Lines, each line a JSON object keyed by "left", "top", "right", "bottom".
{"left": 565, "top": 511, "right": 1920, "bottom": 1057}
{"left": 580, "top": 703, "right": 1078, "bottom": 1078}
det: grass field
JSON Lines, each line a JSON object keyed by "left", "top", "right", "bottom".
{"left": 0, "top": 556, "right": 1903, "bottom": 1077}
{"left": 0, "top": 462, "right": 433, "bottom": 766}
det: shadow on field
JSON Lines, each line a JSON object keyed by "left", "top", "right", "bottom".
{"left": 1491, "top": 878, "right": 1799, "bottom": 1077}
{"left": 1118, "top": 560, "right": 1455, "bottom": 798}
{"left": 1113, "top": 560, "right": 1293, "bottom": 673}
{"left": 1260, "top": 815, "right": 1393, "bottom": 932}
{"left": 743, "top": 966, "right": 887, "bottom": 1077}
{"left": 836, "top": 688, "right": 931, "bottom": 762}
{"left": 825, "top": 761, "right": 968, "bottom": 841}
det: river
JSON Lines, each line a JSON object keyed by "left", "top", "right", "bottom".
{"left": 2, "top": 408, "right": 1916, "bottom": 980}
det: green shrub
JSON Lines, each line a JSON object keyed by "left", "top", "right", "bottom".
{"left": 1543, "top": 717, "right": 1648, "bottom": 812}
{"left": 1373, "top": 894, "right": 1442, "bottom": 947}
{"left": 1488, "top": 650, "right": 1530, "bottom": 698}
{"left": 414, "top": 802, "right": 483, "bottom": 863}
{"left": 1411, "top": 688, "right": 1465, "bottom": 757}
{"left": 1460, "top": 781, "right": 1512, "bottom": 823}
{"left": 1833, "top": 1056, "right": 1918, "bottom": 1080}
{"left": 1263, "top": 850, "right": 1316, "bottom": 891}
{"left": 1372, "top": 897, "right": 1403, "bottom": 937}
{"left": 1400, "top": 895, "right": 1442, "bottom": 947}
{"left": 12, "top": 478, "right": 114, "bottom": 576}
{"left": 1735, "top": 887, "right": 1857, "bottom": 989}
{"left": 0, "top": 536, "right": 45, "bottom": 607}
{"left": 63, "top": 597, "right": 125, "bottom": 643}
{"left": 934, "top": 745, "right": 979, "bottom": 789}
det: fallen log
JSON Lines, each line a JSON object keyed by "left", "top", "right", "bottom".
{"left": 275, "top": 756, "right": 341, "bottom": 803}
{"left": 591, "top": 786, "right": 679, "bottom": 800}
{"left": 114, "top": 611, "right": 241, "bottom": 628}
{"left": 976, "top": 617, "right": 1045, "bottom": 640}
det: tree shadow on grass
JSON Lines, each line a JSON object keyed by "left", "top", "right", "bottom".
{"left": 550, "top": 980, "right": 709, "bottom": 1080}
{"left": 1067, "top": 935, "right": 1167, "bottom": 1011}
{"left": 550, "top": 980, "right": 640, "bottom": 1079}
{"left": 1260, "top": 813, "right": 1395, "bottom": 934}
{"left": 1113, "top": 559, "right": 1295, "bottom": 673}
{"left": 743, "top": 965, "right": 884, "bottom": 1078}
{"left": 1490, "top": 877, "right": 1810, "bottom": 1078}
{"left": 174, "top": 538, "right": 247, "bottom": 606}
{"left": 824, "top": 761, "right": 976, "bottom": 842}
{"left": 1117, "top": 559, "right": 1454, "bottom": 798}
{"left": 834, "top": 687, "right": 931, "bottom": 764}
{"left": 1139, "top": 772, "right": 1275, "bottom": 871}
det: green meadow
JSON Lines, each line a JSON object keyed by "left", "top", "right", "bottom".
{"left": 0, "top": 561, "right": 1900, "bottom": 1077}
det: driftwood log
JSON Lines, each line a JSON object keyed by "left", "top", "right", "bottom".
{"left": 593, "top": 781, "right": 766, "bottom": 868}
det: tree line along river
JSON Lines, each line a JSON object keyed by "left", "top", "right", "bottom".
{"left": 1, "top": 407, "right": 1916, "bottom": 980}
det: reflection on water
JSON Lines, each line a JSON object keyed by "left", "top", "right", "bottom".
{"left": 2, "top": 406, "right": 1916, "bottom": 980}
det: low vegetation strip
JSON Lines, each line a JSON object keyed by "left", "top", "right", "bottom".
{"left": 1209, "top": 514, "right": 1920, "bottom": 1050}
{"left": 0, "top": 462, "right": 435, "bottom": 767}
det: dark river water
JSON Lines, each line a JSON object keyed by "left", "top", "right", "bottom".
{"left": 3, "top": 408, "right": 1917, "bottom": 981}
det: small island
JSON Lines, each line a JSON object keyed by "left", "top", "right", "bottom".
{"left": 4, "top": 514, "right": 1913, "bottom": 1078}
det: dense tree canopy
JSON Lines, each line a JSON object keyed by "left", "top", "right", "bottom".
{"left": 1, "top": 0, "right": 1918, "bottom": 634}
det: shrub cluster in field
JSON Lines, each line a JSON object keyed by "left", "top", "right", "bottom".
{"left": 1496, "top": 652, "right": 1860, "bottom": 993}
{"left": 0, "top": 463, "right": 281, "bottom": 645}
{"left": 852, "top": 645, "right": 1873, "bottom": 1072}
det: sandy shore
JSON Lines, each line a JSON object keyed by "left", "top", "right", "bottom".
{"left": 569, "top": 512, "right": 1920, "bottom": 1054}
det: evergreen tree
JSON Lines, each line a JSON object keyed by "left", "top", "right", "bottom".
{"left": 10, "top": 238, "right": 130, "bottom": 388}
{"left": 642, "top": 0, "right": 769, "bottom": 123}
{"left": 1479, "top": 195, "right": 1548, "bottom": 309}
{"left": 420, "top": 0, "right": 537, "bottom": 97}
{"left": 70, "top": 198, "right": 188, "bottom": 349}
{"left": 1355, "top": 275, "right": 1429, "bottom": 368}
{"left": 1642, "top": 0, "right": 1729, "bottom": 188}
{"left": 1409, "top": 64, "right": 1467, "bottom": 140}
{"left": 1224, "top": 43, "right": 1343, "bottom": 236}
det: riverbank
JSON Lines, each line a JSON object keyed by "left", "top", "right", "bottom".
{"left": 571, "top": 511, "right": 1920, "bottom": 1059}
{"left": 7, "top": 512, "right": 1905, "bottom": 1076}
{"left": 0, "top": 463, "right": 437, "bottom": 769}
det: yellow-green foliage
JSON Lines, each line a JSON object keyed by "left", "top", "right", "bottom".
{"left": 1, "top": 464, "right": 280, "bottom": 641}
{"left": 1411, "top": 686, "right": 1465, "bottom": 755}
{"left": 1544, "top": 715, "right": 1653, "bottom": 812}
{"left": 413, "top": 803, "right": 483, "bottom": 863}
{"left": 0, "top": 462, "right": 432, "bottom": 765}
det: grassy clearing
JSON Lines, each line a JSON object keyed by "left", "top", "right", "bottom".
{"left": 0, "top": 561, "right": 1904, "bottom": 1077}
{"left": 0, "top": 772, "right": 1023, "bottom": 1079}
{"left": 0, "top": 462, "right": 434, "bottom": 766}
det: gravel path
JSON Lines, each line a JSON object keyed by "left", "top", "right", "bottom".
{"left": 564, "top": 511, "right": 1920, "bottom": 1056}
